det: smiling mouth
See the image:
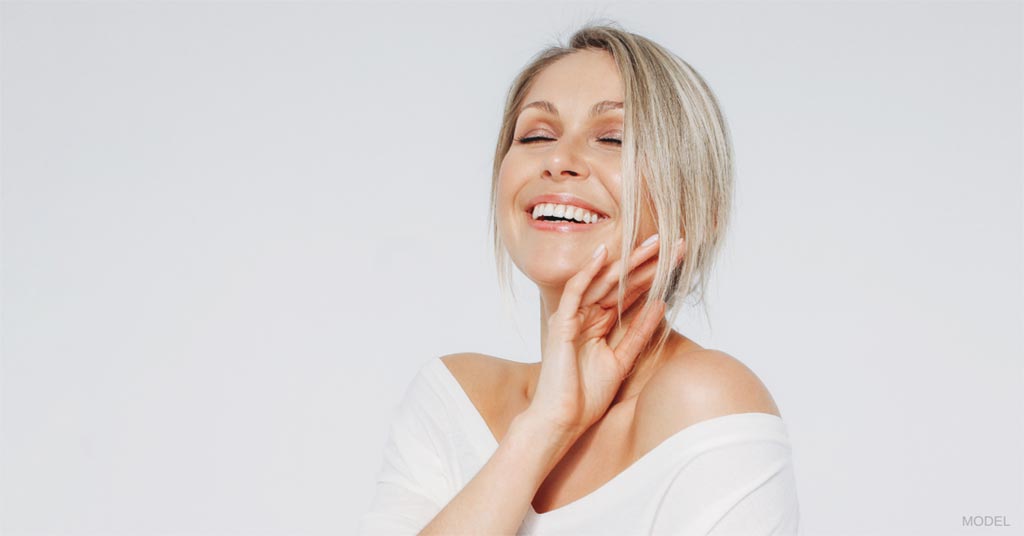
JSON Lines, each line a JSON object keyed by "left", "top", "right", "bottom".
{"left": 524, "top": 205, "right": 610, "bottom": 224}
{"left": 523, "top": 209, "right": 611, "bottom": 233}
{"left": 532, "top": 214, "right": 604, "bottom": 224}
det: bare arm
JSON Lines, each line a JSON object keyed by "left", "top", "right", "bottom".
{"left": 417, "top": 239, "right": 671, "bottom": 534}
{"left": 417, "top": 411, "right": 576, "bottom": 535}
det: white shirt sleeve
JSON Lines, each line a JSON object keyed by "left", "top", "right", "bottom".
{"left": 650, "top": 436, "right": 801, "bottom": 536}
{"left": 358, "top": 363, "right": 455, "bottom": 536}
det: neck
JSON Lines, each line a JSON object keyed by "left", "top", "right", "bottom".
{"left": 532, "top": 284, "right": 679, "bottom": 407}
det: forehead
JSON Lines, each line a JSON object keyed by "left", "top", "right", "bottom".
{"left": 522, "top": 50, "right": 623, "bottom": 107}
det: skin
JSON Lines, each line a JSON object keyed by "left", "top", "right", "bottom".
{"left": 492, "top": 48, "right": 704, "bottom": 513}
{"left": 496, "top": 48, "right": 692, "bottom": 413}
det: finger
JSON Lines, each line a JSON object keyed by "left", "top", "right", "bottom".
{"left": 596, "top": 254, "right": 660, "bottom": 309}
{"left": 613, "top": 284, "right": 654, "bottom": 318}
{"left": 580, "top": 234, "right": 662, "bottom": 308}
{"left": 553, "top": 243, "right": 608, "bottom": 321}
{"left": 597, "top": 238, "right": 686, "bottom": 309}
{"left": 611, "top": 298, "right": 667, "bottom": 366}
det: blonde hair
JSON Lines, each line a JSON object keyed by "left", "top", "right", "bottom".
{"left": 490, "top": 20, "right": 734, "bottom": 370}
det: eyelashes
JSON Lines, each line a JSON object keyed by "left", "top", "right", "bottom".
{"left": 514, "top": 135, "right": 622, "bottom": 146}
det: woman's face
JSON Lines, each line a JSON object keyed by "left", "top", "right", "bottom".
{"left": 497, "top": 49, "right": 656, "bottom": 288}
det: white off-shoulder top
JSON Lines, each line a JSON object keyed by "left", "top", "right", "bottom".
{"left": 358, "top": 356, "right": 801, "bottom": 535}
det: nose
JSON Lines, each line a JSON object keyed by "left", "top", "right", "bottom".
{"left": 543, "top": 135, "right": 589, "bottom": 181}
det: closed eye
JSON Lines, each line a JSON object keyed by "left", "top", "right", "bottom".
{"left": 515, "top": 135, "right": 622, "bottom": 145}
{"left": 515, "top": 135, "right": 553, "bottom": 144}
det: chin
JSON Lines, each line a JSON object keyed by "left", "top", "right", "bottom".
{"left": 512, "top": 252, "right": 589, "bottom": 288}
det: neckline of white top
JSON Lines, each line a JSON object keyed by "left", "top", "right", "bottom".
{"left": 429, "top": 356, "right": 789, "bottom": 520}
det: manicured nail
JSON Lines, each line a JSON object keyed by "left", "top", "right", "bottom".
{"left": 592, "top": 243, "right": 607, "bottom": 258}
{"left": 641, "top": 234, "right": 659, "bottom": 247}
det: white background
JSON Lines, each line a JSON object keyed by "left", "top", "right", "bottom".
{"left": 2, "top": 1, "right": 1021, "bottom": 535}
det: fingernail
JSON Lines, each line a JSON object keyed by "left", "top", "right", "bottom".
{"left": 592, "top": 243, "right": 607, "bottom": 258}
{"left": 641, "top": 234, "right": 659, "bottom": 247}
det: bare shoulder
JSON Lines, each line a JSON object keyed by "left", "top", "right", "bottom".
{"left": 439, "top": 352, "right": 524, "bottom": 386}
{"left": 439, "top": 353, "right": 529, "bottom": 418}
{"left": 633, "top": 348, "right": 783, "bottom": 446}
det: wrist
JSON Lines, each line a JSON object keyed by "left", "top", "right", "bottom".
{"left": 510, "top": 410, "right": 580, "bottom": 452}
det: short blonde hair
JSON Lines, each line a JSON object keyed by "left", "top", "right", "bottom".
{"left": 490, "top": 20, "right": 734, "bottom": 366}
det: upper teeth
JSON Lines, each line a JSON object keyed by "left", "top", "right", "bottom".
{"left": 531, "top": 203, "right": 604, "bottom": 224}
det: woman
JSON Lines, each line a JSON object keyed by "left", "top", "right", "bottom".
{"left": 359, "top": 22, "right": 800, "bottom": 535}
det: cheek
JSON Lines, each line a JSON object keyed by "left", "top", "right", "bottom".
{"left": 598, "top": 164, "right": 623, "bottom": 214}
{"left": 497, "top": 153, "right": 529, "bottom": 204}
{"left": 495, "top": 161, "right": 522, "bottom": 240}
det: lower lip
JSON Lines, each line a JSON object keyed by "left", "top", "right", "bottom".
{"left": 525, "top": 211, "right": 610, "bottom": 232}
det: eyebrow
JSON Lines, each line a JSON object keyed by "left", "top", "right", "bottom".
{"left": 518, "top": 99, "right": 623, "bottom": 119}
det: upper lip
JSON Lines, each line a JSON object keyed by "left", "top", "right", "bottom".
{"left": 525, "top": 193, "right": 610, "bottom": 218}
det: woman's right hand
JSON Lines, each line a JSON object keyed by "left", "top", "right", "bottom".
{"left": 523, "top": 236, "right": 685, "bottom": 439}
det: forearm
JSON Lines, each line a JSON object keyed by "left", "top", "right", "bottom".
{"left": 417, "top": 412, "right": 575, "bottom": 535}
